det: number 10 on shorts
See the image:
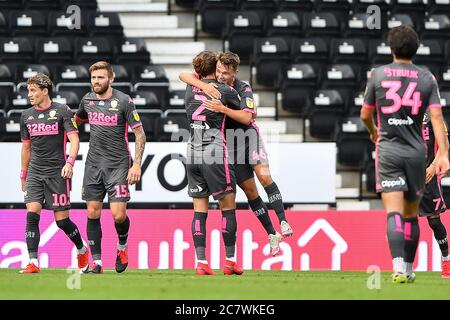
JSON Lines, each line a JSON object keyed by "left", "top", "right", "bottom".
{"left": 115, "top": 185, "right": 130, "bottom": 198}
{"left": 53, "top": 193, "right": 70, "bottom": 206}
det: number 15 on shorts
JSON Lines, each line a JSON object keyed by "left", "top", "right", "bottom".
{"left": 115, "top": 184, "right": 130, "bottom": 198}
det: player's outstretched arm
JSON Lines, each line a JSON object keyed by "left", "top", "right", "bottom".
{"left": 20, "top": 142, "right": 31, "bottom": 192}
{"left": 179, "top": 72, "right": 221, "bottom": 99}
{"left": 429, "top": 107, "right": 450, "bottom": 178}
{"left": 62, "top": 133, "right": 79, "bottom": 179}
{"left": 127, "top": 126, "right": 146, "bottom": 185}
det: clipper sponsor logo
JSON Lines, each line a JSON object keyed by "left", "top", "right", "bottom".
{"left": 388, "top": 116, "right": 414, "bottom": 126}
{"left": 27, "top": 122, "right": 59, "bottom": 136}
{"left": 381, "top": 177, "right": 406, "bottom": 188}
{"left": 190, "top": 122, "right": 210, "bottom": 130}
{"left": 88, "top": 112, "right": 118, "bottom": 126}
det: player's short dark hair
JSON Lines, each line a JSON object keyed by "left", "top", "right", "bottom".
{"left": 89, "top": 61, "right": 114, "bottom": 78}
{"left": 192, "top": 51, "right": 218, "bottom": 78}
{"left": 217, "top": 51, "right": 240, "bottom": 71}
{"left": 27, "top": 73, "right": 53, "bottom": 95}
{"left": 387, "top": 25, "right": 419, "bottom": 59}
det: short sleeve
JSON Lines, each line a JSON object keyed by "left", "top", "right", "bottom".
{"left": 75, "top": 99, "right": 88, "bottom": 122}
{"left": 124, "top": 95, "right": 142, "bottom": 129}
{"left": 237, "top": 83, "right": 256, "bottom": 114}
{"left": 20, "top": 113, "right": 30, "bottom": 142}
{"left": 62, "top": 106, "right": 78, "bottom": 135}
{"left": 362, "top": 73, "right": 376, "bottom": 110}
{"left": 428, "top": 76, "right": 442, "bottom": 109}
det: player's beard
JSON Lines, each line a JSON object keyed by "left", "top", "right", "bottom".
{"left": 92, "top": 82, "right": 109, "bottom": 95}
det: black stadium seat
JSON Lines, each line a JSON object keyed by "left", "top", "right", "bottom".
{"left": 250, "top": 37, "right": 290, "bottom": 87}
{"left": 222, "top": 11, "right": 265, "bottom": 63}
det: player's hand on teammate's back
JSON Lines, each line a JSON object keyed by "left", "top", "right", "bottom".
{"left": 425, "top": 165, "right": 436, "bottom": 184}
{"left": 204, "top": 99, "right": 225, "bottom": 113}
{"left": 204, "top": 83, "right": 221, "bottom": 99}
{"left": 61, "top": 163, "right": 73, "bottom": 179}
{"left": 127, "top": 164, "right": 141, "bottom": 185}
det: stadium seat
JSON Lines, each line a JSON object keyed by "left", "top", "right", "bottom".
{"left": 304, "top": 12, "right": 342, "bottom": 39}
{"left": 308, "top": 89, "right": 346, "bottom": 140}
{"left": 344, "top": 12, "right": 384, "bottom": 38}
{"left": 16, "top": 64, "right": 51, "bottom": 91}
{"left": 330, "top": 38, "right": 368, "bottom": 65}
{"left": 0, "top": 0, "right": 24, "bottom": 9}
{"left": 384, "top": 13, "right": 421, "bottom": 37}
{"left": 115, "top": 38, "right": 150, "bottom": 69}
{"left": 413, "top": 40, "right": 444, "bottom": 78}
{"left": 266, "top": 11, "right": 303, "bottom": 45}
{"left": 0, "top": 64, "right": 15, "bottom": 111}
{"left": 291, "top": 37, "right": 329, "bottom": 76}
{"left": 176, "top": 0, "right": 196, "bottom": 8}
{"left": 278, "top": 0, "right": 313, "bottom": 14}
{"left": 0, "top": 37, "right": 34, "bottom": 67}
{"left": 0, "top": 12, "right": 8, "bottom": 36}
{"left": 111, "top": 64, "right": 132, "bottom": 95}
{"left": 8, "top": 10, "right": 47, "bottom": 37}
{"left": 138, "top": 109, "right": 163, "bottom": 141}
{"left": 348, "top": 91, "right": 365, "bottom": 116}
{"left": 132, "top": 91, "right": 161, "bottom": 110}
{"left": 35, "top": 37, "right": 73, "bottom": 69}
{"left": 25, "top": 0, "right": 62, "bottom": 10}
{"left": 60, "top": 0, "right": 97, "bottom": 10}
{"left": 250, "top": 37, "right": 290, "bottom": 87}
{"left": 276, "top": 63, "right": 317, "bottom": 116}
{"left": 54, "top": 65, "right": 91, "bottom": 101}
{"left": 421, "top": 14, "right": 450, "bottom": 40}
{"left": 353, "top": 0, "right": 390, "bottom": 12}
{"left": 74, "top": 37, "right": 114, "bottom": 67}
{"left": 167, "top": 90, "right": 186, "bottom": 110}
{"left": 3, "top": 114, "right": 21, "bottom": 142}
{"left": 48, "top": 10, "right": 89, "bottom": 37}
{"left": 335, "top": 116, "right": 371, "bottom": 167}
{"left": 439, "top": 91, "right": 450, "bottom": 125}
{"left": 88, "top": 12, "right": 123, "bottom": 39}
{"left": 223, "top": 11, "right": 265, "bottom": 63}
{"left": 156, "top": 110, "right": 189, "bottom": 142}
{"left": 52, "top": 90, "right": 80, "bottom": 110}
{"left": 321, "top": 64, "right": 360, "bottom": 93}
{"left": 238, "top": 0, "right": 277, "bottom": 18}
{"left": 428, "top": 0, "right": 450, "bottom": 14}
{"left": 368, "top": 39, "right": 392, "bottom": 65}
{"left": 195, "top": 0, "right": 236, "bottom": 35}
{"left": 133, "top": 64, "right": 170, "bottom": 109}
{"left": 9, "top": 92, "right": 29, "bottom": 112}
{"left": 390, "top": 0, "right": 427, "bottom": 13}
{"left": 362, "top": 149, "right": 376, "bottom": 193}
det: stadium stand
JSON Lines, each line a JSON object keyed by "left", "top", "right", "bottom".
{"left": 3, "top": 0, "right": 450, "bottom": 209}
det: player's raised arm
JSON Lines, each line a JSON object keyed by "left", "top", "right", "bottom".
{"left": 179, "top": 71, "right": 221, "bottom": 99}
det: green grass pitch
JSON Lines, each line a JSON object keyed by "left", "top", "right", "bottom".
{"left": 1, "top": 269, "right": 450, "bottom": 300}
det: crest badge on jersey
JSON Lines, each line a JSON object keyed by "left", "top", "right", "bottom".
{"left": 48, "top": 109, "right": 58, "bottom": 120}
{"left": 133, "top": 110, "right": 140, "bottom": 122}
{"left": 71, "top": 118, "right": 78, "bottom": 129}
{"left": 109, "top": 99, "right": 119, "bottom": 111}
{"left": 246, "top": 97, "right": 254, "bottom": 109}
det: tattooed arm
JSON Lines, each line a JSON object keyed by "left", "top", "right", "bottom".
{"left": 127, "top": 126, "right": 146, "bottom": 184}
